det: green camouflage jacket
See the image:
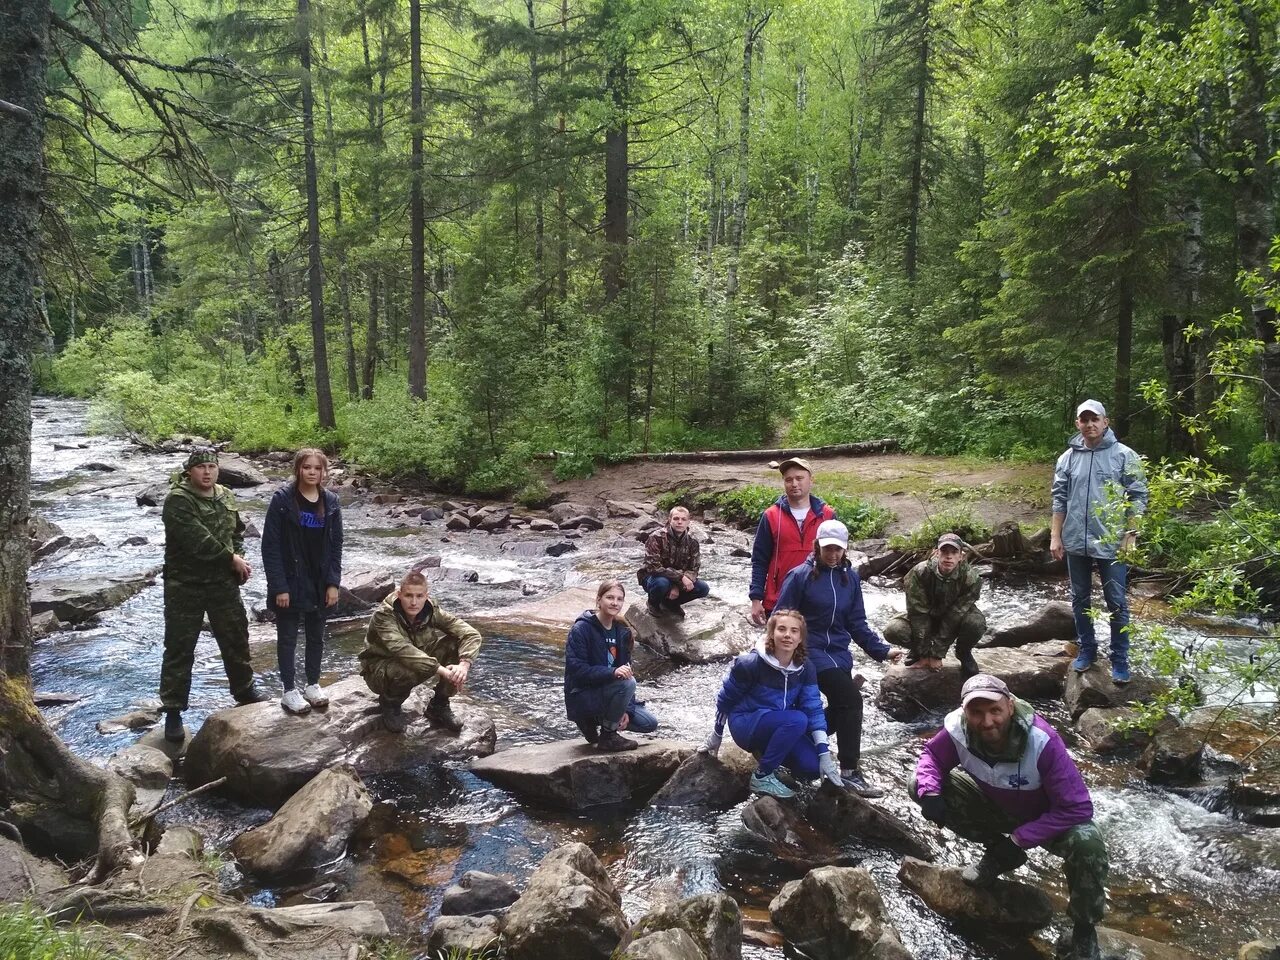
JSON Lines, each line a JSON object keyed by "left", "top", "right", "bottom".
{"left": 162, "top": 477, "right": 246, "bottom": 585}
{"left": 902, "top": 557, "right": 982, "bottom": 646}
{"left": 359, "top": 595, "right": 483, "bottom": 674}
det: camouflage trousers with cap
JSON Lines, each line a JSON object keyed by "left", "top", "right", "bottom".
{"left": 911, "top": 768, "right": 1108, "bottom": 925}
{"left": 884, "top": 608, "right": 986, "bottom": 662}
{"left": 361, "top": 646, "right": 461, "bottom": 709}
{"left": 159, "top": 579, "right": 255, "bottom": 710}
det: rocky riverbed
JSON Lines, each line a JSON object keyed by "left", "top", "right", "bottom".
{"left": 17, "top": 397, "right": 1280, "bottom": 959}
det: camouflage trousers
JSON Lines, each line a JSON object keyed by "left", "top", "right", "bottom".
{"left": 911, "top": 768, "right": 1108, "bottom": 925}
{"left": 884, "top": 608, "right": 986, "bottom": 662}
{"left": 361, "top": 649, "right": 459, "bottom": 708}
{"left": 160, "top": 579, "right": 255, "bottom": 711}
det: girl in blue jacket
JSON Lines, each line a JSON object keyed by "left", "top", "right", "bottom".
{"left": 702, "top": 609, "right": 841, "bottom": 799}
{"left": 261, "top": 448, "right": 343, "bottom": 715}
{"left": 775, "top": 519, "right": 903, "bottom": 797}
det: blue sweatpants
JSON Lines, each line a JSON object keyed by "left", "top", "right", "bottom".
{"left": 731, "top": 709, "right": 821, "bottom": 778}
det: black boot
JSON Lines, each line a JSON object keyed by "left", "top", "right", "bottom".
{"left": 575, "top": 721, "right": 600, "bottom": 744}
{"left": 1069, "top": 923, "right": 1100, "bottom": 960}
{"left": 596, "top": 729, "right": 639, "bottom": 752}
{"left": 381, "top": 701, "right": 409, "bottom": 733}
{"left": 961, "top": 836, "right": 1027, "bottom": 888}
{"left": 956, "top": 644, "right": 980, "bottom": 679}
{"left": 234, "top": 683, "right": 270, "bottom": 705}
{"left": 426, "top": 694, "right": 464, "bottom": 733}
{"left": 164, "top": 709, "right": 186, "bottom": 744}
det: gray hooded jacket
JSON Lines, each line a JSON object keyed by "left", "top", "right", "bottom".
{"left": 1051, "top": 428, "right": 1148, "bottom": 559}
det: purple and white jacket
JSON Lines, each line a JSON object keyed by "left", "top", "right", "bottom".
{"left": 915, "top": 700, "right": 1095, "bottom": 849}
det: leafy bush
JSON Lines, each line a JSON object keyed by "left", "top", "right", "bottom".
{"left": 658, "top": 484, "right": 892, "bottom": 538}
{"left": 340, "top": 392, "right": 471, "bottom": 483}
{"left": 516, "top": 478, "right": 550, "bottom": 507}
{"left": 889, "top": 508, "right": 992, "bottom": 551}
{"left": 551, "top": 450, "right": 596, "bottom": 481}
{"left": 0, "top": 904, "right": 120, "bottom": 960}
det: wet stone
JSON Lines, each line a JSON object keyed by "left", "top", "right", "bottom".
{"left": 504, "top": 843, "right": 626, "bottom": 960}
{"left": 897, "top": 857, "right": 1052, "bottom": 934}
{"left": 441, "top": 870, "right": 520, "bottom": 916}
{"left": 1142, "top": 727, "right": 1205, "bottom": 786}
{"left": 804, "top": 781, "right": 933, "bottom": 860}
{"left": 30, "top": 569, "right": 159, "bottom": 624}
{"left": 650, "top": 751, "right": 749, "bottom": 809}
{"left": 618, "top": 893, "right": 741, "bottom": 960}
{"left": 96, "top": 708, "right": 161, "bottom": 735}
{"left": 626, "top": 601, "right": 754, "bottom": 664}
{"left": 427, "top": 915, "right": 503, "bottom": 956}
{"left": 984, "top": 600, "right": 1075, "bottom": 648}
{"left": 1064, "top": 664, "right": 1171, "bottom": 719}
{"left": 1076, "top": 706, "right": 1176, "bottom": 754}
{"left": 769, "top": 866, "right": 910, "bottom": 960}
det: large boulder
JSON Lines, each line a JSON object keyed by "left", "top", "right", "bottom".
{"left": 503, "top": 843, "right": 627, "bottom": 960}
{"left": 1141, "top": 727, "right": 1205, "bottom": 786}
{"left": 230, "top": 767, "right": 373, "bottom": 879}
{"left": 623, "top": 929, "right": 707, "bottom": 960}
{"left": 618, "top": 894, "right": 741, "bottom": 960}
{"left": 650, "top": 751, "right": 749, "bottom": 809}
{"left": 740, "top": 796, "right": 849, "bottom": 868}
{"left": 441, "top": 870, "right": 521, "bottom": 916}
{"left": 1075, "top": 706, "right": 1177, "bottom": 754}
{"left": 29, "top": 569, "right": 159, "bottom": 624}
{"left": 804, "top": 781, "right": 933, "bottom": 860}
{"left": 1064, "top": 664, "right": 1170, "bottom": 719}
{"left": 332, "top": 566, "right": 396, "bottom": 616}
{"left": 769, "top": 866, "right": 911, "bottom": 960}
{"left": 469, "top": 740, "right": 692, "bottom": 811}
{"left": 185, "top": 677, "right": 495, "bottom": 807}
{"left": 626, "top": 602, "right": 755, "bottom": 664}
{"left": 427, "top": 915, "right": 503, "bottom": 956}
{"left": 469, "top": 584, "right": 599, "bottom": 644}
{"left": 876, "top": 641, "right": 1070, "bottom": 720}
{"left": 1176, "top": 707, "right": 1280, "bottom": 826}
{"left": 984, "top": 601, "right": 1075, "bottom": 648}
{"left": 549, "top": 501, "right": 604, "bottom": 524}
{"left": 897, "top": 857, "right": 1052, "bottom": 934}
{"left": 215, "top": 455, "right": 269, "bottom": 487}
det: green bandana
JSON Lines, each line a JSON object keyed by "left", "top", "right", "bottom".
{"left": 184, "top": 448, "right": 219, "bottom": 471}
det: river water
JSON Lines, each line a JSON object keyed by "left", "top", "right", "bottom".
{"left": 27, "top": 398, "right": 1280, "bottom": 958}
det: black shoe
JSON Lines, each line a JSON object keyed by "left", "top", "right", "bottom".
{"left": 664, "top": 601, "right": 686, "bottom": 621}
{"left": 1068, "top": 923, "right": 1100, "bottom": 960}
{"left": 961, "top": 837, "right": 1028, "bottom": 888}
{"left": 426, "top": 696, "right": 464, "bottom": 734}
{"left": 164, "top": 709, "right": 185, "bottom": 744}
{"left": 840, "top": 768, "right": 884, "bottom": 798}
{"left": 234, "top": 684, "right": 270, "bottom": 705}
{"left": 596, "top": 729, "right": 639, "bottom": 752}
{"left": 381, "top": 704, "right": 409, "bottom": 733}
{"left": 575, "top": 721, "right": 600, "bottom": 744}
{"left": 957, "top": 649, "right": 980, "bottom": 679}
{"left": 646, "top": 597, "right": 664, "bottom": 617}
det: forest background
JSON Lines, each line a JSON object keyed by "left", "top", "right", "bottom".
{"left": 28, "top": 0, "right": 1280, "bottom": 504}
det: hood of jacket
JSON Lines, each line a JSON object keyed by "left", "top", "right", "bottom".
{"left": 1066, "top": 427, "right": 1119, "bottom": 453}
{"left": 754, "top": 638, "right": 805, "bottom": 674}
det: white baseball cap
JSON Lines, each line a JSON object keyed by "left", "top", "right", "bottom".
{"left": 816, "top": 519, "right": 849, "bottom": 549}
{"left": 1076, "top": 399, "right": 1106, "bottom": 418}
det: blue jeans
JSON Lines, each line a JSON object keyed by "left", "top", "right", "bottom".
{"left": 1066, "top": 553, "right": 1130, "bottom": 665}
{"left": 628, "top": 700, "right": 658, "bottom": 732}
{"left": 644, "top": 576, "right": 710, "bottom": 607}
{"left": 731, "top": 709, "right": 821, "bottom": 778}
{"left": 276, "top": 608, "right": 326, "bottom": 690}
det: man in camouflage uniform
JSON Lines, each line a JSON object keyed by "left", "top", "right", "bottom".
{"left": 160, "top": 448, "right": 265, "bottom": 743}
{"left": 639, "top": 506, "right": 710, "bottom": 620}
{"left": 884, "top": 532, "right": 984, "bottom": 678}
{"left": 359, "top": 570, "right": 483, "bottom": 733}
{"left": 911, "top": 675, "right": 1109, "bottom": 960}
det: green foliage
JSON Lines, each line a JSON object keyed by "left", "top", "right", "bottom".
{"left": 888, "top": 508, "right": 992, "bottom": 551}
{"left": 551, "top": 451, "right": 597, "bottom": 482}
{"left": 658, "top": 484, "right": 892, "bottom": 538}
{"left": 516, "top": 478, "right": 550, "bottom": 507}
{"left": 0, "top": 904, "right": 121, "bottom": 960}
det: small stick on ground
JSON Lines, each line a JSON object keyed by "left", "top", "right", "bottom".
{"left": 130, "top": 777, "right": 227, "bottom": 829}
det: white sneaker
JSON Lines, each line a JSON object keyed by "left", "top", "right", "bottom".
{"left": 302, "top": 683, "right": 329, "bottom": 709}
{"left": 280, "top": 689, "right": 311, "bottom": 715}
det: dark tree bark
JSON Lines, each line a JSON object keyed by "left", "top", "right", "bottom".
{"left": 408, "top": 0, "right": 427, "bottom": 400}
{"left": 726, "top": 8, "right": 771, "bottom": 299}
{"left": 903, "top": 0, "right": 929, "bottom": 284}
{"left": 298, "top": 0, "right": 335, "bottom": 429}
{"left": 359, "top": 3, "right": 385, "bottom": 400}
{"left": 602, "top": 51, "right": 628, "bottom": 305}
{"left": 0, "top": 0, "right": 140, "bottom": 881}
{"left": 1113, "top": 268, "right": 1135, "bottom": 437}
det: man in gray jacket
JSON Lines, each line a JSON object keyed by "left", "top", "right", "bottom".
{"left": 1050, "top": 400, "right": 1148, "bottom": 684}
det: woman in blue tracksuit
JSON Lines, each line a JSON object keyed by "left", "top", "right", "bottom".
{"left": 775, "top": 519, "right": 904, "bottom": 797}
{"left": 261, "top": 448, "right": 343, "bottom": 716}
{"left": 702, "top": 609, "right": 841, "bottom": 799}
{"left": 564, "top": 579, "right": 659, "bottom": 752}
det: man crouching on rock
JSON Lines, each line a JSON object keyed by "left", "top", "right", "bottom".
{"left": 358, "top": 570, "right": 482, "bottom": 734}
{"left": 910, "top": 674, "right": 1108, "bottom": 960}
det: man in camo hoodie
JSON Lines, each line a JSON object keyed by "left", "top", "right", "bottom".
{"left": 884, "top": 532, "right": 985, "bottom": 677}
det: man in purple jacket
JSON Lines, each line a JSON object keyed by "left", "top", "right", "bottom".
{"left": 910, "top": 675, "right": 1108, "bottom": 960}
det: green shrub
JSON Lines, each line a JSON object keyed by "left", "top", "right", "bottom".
{"left": 0, "top": 904, "right": 121, "bottom": 960}
{"left": 658, "top": 484, "right": 892, "bottom": 539}
{"left": 889, "top": 508, "right": 992, "bottom": 551}
{"left": 824, "top": 493, "right": 895, "bottom": 539}
{"left": 551, "top": 450, "right": 596, "bottom": 481}
{"left": 516, "top": 478, "right": 550, "bottom": 507}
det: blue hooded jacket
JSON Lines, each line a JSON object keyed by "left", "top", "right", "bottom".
{"left": 713, "top": 641, "right": 829, "bottom": 751}
{"left": 1051, "top": 427, "right": 1148, "bottom": 560}
{"left": 774, "top": 558, "right": 890, "bottom": 672}
{"left": 563, "top": 609, "right": 633, "bottom": 723}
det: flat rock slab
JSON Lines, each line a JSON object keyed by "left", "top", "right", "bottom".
{"left": 897, "top": 857, "right": 1052, "bottom": 934}
{"left": 626, "top": 601, "right": 755, "bottom": 664}
{"left": 470, "top": 739, "right": 694, "bottom": 811}
{"left": 469, "top": 584, "right": 600, "bottom": 645}
{"left": 185, "top": 677, "right": 495, "bottom": 808}
{"left": 30, "top": 569, "right": 159, "bottom": 624}
{"left": 877, "top": 641, "right": 1070, "bottom": 720}
{"left": 983, "top": 601, "right": 1075, "bottom": 647}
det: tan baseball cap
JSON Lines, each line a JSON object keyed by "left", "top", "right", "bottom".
{"left": 769, "top": 457, "right": 814, "bottom": 474}
{"left": 960, "top": 674, "right": 1011, "bottom": 706}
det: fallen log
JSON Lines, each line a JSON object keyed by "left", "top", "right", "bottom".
{"left": 536, "top": 439, "right": 900, "bottom": 464}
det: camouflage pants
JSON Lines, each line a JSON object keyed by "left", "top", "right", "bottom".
{"left": 361, "top": 647, "right": 459, "bottom": 708}
{"left": 884, "top": 608, "right": 986, "bottom": 662}
{"left": 160, "top": 579, "right": 255, "bottom": 710}
{"left": 911, "top": 768, "right": 1108, "bottom": 925}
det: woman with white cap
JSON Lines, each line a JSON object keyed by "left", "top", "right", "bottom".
{"left": 775, "top": 518, "right": 904, "bottom": 796}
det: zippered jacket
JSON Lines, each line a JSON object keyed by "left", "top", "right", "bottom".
{"left": 749, "top": 495, "right": 835, "bottom": 611}
{"left": 774, "top": 558, "right": 890, "bottom": 672}
{"left": 261, "top": 481, "right": 343, "bottom": 611}
{"left": 359, "top": 594, "right": 483, "bottom": 677}
{"left": 713, "top": 642, "right": 829, "bottom": 751}
{"left": 162, "top": 478, "right": 244, "bottom": 586}
{"left": 1051, "top": 428, "right": 1148, "bottom": 559}
{"left": 638, "top": 526, "right": 701, "bottom": 584}
{"left": 915, "top": 699, "right": 1095, "bottom": 849}
{"left": 564, "top": 610, "right": 634, "bottom": 722}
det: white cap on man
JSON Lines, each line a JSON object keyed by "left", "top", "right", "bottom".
{"left": 1076, "top": 399, "right": 1106, "bottom": 418}
{"left": 816, "top": 519, "right": 849, "bottom": 549}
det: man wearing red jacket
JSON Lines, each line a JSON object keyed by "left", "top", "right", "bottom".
{"left": 911, "top": 674, "right": 1109, "bottom": 960}
{"left": 748, "top": 457, "right": 835, "bottom": 626}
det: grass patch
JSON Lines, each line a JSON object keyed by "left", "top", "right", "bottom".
{"left": 888, "top": 507, "right": 993, "bottom": 551}
{"left": 0, "top": 904, "right": 122, "bottom": 960}
{"left": 659, "top": 485, "right": 893, "bottom": 539}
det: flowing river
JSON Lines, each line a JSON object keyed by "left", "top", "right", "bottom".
{"left": 27, "top": 397, "right": 1280, "bottom": 958}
